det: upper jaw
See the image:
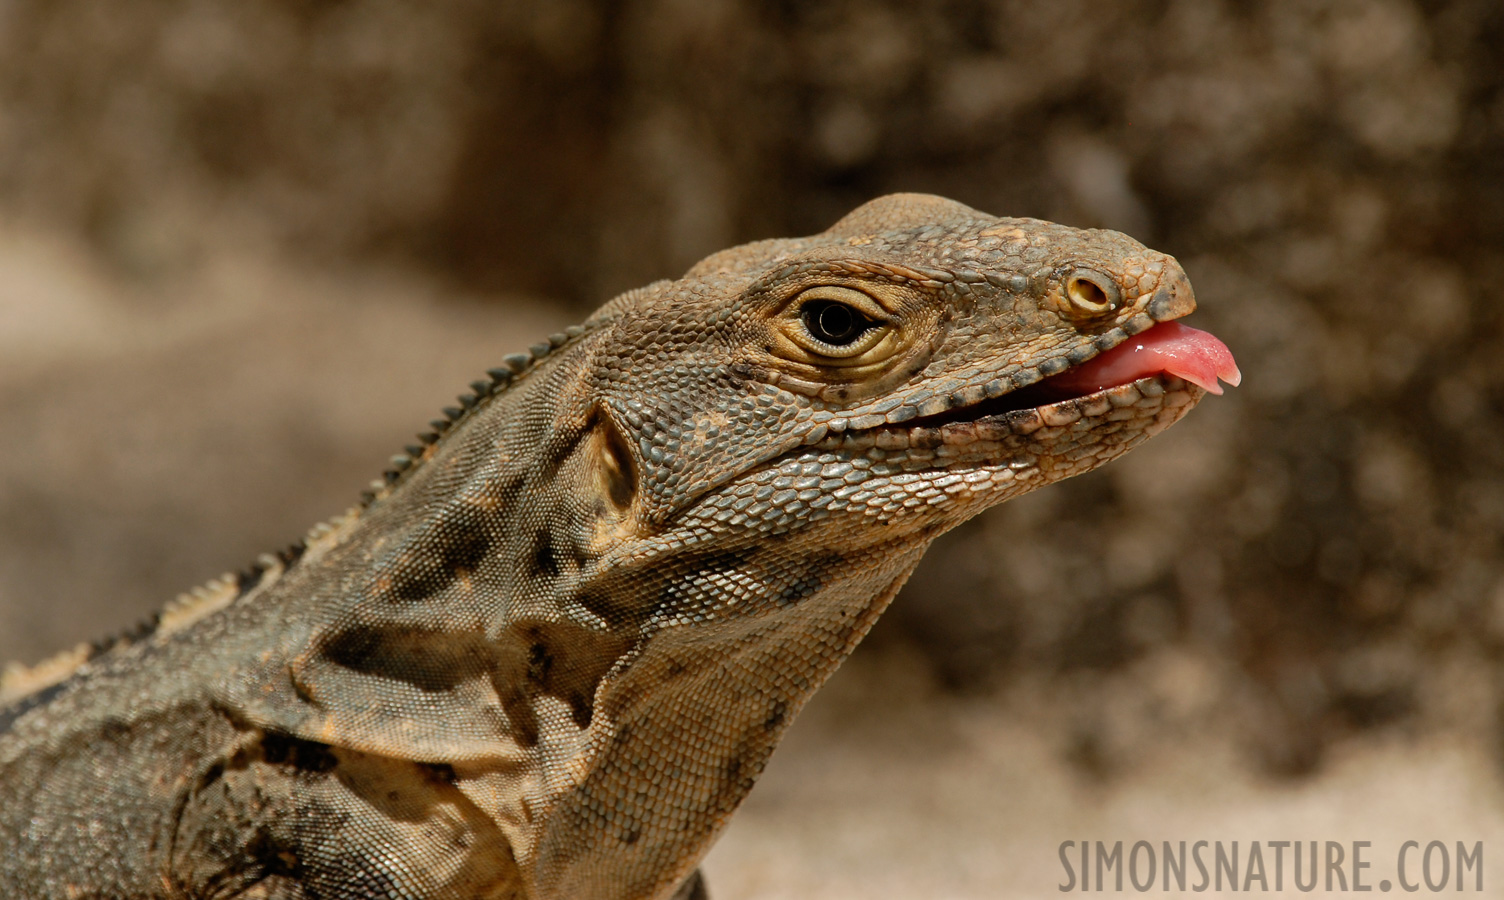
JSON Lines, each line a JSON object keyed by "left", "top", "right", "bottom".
{"left": 812, "top": 371, "right": 1205, "bottom": 458}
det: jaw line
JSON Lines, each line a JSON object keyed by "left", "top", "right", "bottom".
{"left": 813, "top": 371, "right": 1202, "bottom": 455}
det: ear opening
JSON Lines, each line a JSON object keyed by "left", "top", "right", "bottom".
{"left": 593, "top": 410, "right": 637, "bottom": 512}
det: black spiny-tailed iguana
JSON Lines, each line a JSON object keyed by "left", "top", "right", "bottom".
{"left": 0, "top": 194, "right": 1239, "bottom": 899}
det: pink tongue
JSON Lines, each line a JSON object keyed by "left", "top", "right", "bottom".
{"left": 1047, "top": 321, "right": 1242, "bottom": 396}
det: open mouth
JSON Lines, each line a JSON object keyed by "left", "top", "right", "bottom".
{"left": 901, "top": 321, "right": 1242, "bottom": 430}
{"left": 1034, "top": 321, "right": 1240, "bottom": 397}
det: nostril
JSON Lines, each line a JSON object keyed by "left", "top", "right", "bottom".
{"left": 1146, "top": 268, "right": 1197, "bottom": 321}
{"left": 1068, "top": 277, "right": 1107, "bottom": 308}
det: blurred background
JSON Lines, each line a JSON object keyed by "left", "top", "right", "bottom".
{"left": 1, "top": 0, "right": 1501, "bottom": 896}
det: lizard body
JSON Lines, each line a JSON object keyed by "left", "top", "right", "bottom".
{"left": 0, "top": 194, "right": 1236, "bottom": 899}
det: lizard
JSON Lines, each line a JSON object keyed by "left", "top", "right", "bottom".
{"left": 0, "top": 193, "right": 1238, "bottom": 900}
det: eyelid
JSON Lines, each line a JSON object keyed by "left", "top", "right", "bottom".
{"left": 792, "top": 285, "right": 892, "bottom": 321}
{"left": 796, "top": 318, "right": 888, "bottom": 359}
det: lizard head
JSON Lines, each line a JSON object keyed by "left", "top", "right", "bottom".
{"left": 580, "top": 192, "right": 1238, "bottom": 551}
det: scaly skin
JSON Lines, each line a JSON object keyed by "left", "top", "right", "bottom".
{"left": 1, "top": 194, "right": 1212, "bottom": 899}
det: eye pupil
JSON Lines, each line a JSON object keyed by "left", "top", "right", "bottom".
{"left": 804, "top": 301, "right": 867, "bottom": 345}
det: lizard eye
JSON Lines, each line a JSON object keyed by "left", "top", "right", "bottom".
{"left": 1063, "top": 268, "right": 1122, "bottom": 316}
{"left": 780, "top": 286, "right": 891, "bottom": 361}
{"left": 801, "top": 299, "right": 876, "bottom": 346}
{"left": 765, "top": 281, "right": 917, "bottom": 381}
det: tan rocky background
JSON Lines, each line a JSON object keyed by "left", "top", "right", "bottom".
{"left": 2, "top": 1, "right": 1502, "bottom": 896}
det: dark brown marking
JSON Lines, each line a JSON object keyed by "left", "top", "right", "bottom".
{"left": 525, "top": 631, "right": 591, "bottom": 729}
{"left": 236, "top": 564, "right": 267, "bottom": 594}
{"left": 421, "top": 762, "right": 459, "bottom": 785}
{"left": 566, "top": 531, "right": 593, "bottom": 571}
{"left": 0, "top": 681, "right": 71, "bottom": 733}
{"left": 494, "top": 622, "right": 631, "bottom": 738}
{"left": 1147, "top": 285, "right": 1175, "bottom": 320}
{"left": 86, "top": 610, "right": 163, "bottom": 658}
{"left": 390, "top": 561, "right": 454, "bottom": 603}
{"left": 443, "top": 522, "right": 493, "bottom": 571}
{"left": 99, "top": 718, "right": 130, "bottom": 742}
{"left": 318, "top": 625, "right": 497, "bottom": 693}
{"left": 568, "top": 698, "right": 593, "bottom": 730}
{"left": 654, "top": 549, "right": 753, "bottom": 614}
{"left": 199, "top": 760, "right": 225, "bottom": 789}
{"left": 241, "top": 830, "right": 300, "bottom": 881}
{"left": 388, "top": 510, "right": 494, "bottom": 602}
{"left": 260, "top": 732, "right": 338, "bottom": 774}
{"left": 763, "top": 699, "right": 788, "bottom": 733}
{"left": 495, "top": 684, "right": 541, "bottom": 749}
{"left": 530, "top": 529, "right": 560, "bottom": 579}
{"left": 777, "top": 554, "right": 839, "bottom": 607}
{"left": 276, "top": 540, "right": 307, "bottom": 567}
{"left": 527, "top": 642, "right": 554, "bottom": 683}
{"left": 711, "top": 735, "right": 768, "bottom": 816}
